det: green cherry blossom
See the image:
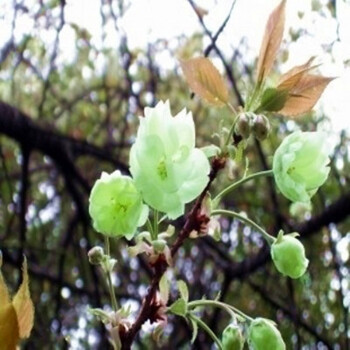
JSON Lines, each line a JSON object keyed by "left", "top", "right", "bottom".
{"left": 89, "top": 170, "right": 148, "bottom": 239}
{"left": 271, "top": 232, "right": 309, "bottom": 279}
{"left": 273, "top": 131, "right": 330, "bottom": 203}
{"left": 248, "top": 318, "right": 286, "bottom": 350}
{"left": 129, "top": 100, "right": 210, "bottom": 219}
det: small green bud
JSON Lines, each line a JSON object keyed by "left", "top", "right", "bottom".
{"left": 252, "top": 114, "right": 270, "bottom": 141}
{"left": 235, "top": 112, "right": 253, "bottom": 139}
{"left": 289, "top": 201, "right": 312, "bottom": 220}
{"left": 88, "top": 246, "right": 104, "bottom": 265}
{"left": 248, "top": 318, "right": 286, "bottom": 350}
{"left": 222, "top": 324, "right": 245, "bottom": 350}
{"left": 271, "top": 234, "right": 309, "bottom": 279}
{"left": 273, "top": 131, "right": 331, "bottom": 203}
{"left": 152, "top": 239, "right": 166, "bottom": 254}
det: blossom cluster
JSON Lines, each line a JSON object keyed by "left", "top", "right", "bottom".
{"left": 89, "top": 100, "right": 210, "bottom": 238}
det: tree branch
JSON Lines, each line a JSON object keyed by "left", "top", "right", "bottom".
{"left": 0, "top": 102, "right": 128, "bottom": 173}
{"left": 120, "top": 157, "right": 226, "bottom": 348}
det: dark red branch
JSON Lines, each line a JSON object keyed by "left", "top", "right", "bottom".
{"left": 120, "top": 157, "right": 226, "bottom": 349}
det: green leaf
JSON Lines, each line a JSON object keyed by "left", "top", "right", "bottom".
{"left": 159, "top": 274, "right": 170, "bottom": 304}
{"left": 177, "top": 280, "right": 189, "bottom": 302}
{"left": 256, "top": 87, "right": 288, "bottom": 113}
{"left": 88, "top": 308, "right": 112, "bottom": 324}
{"left": 190, "top": 317, "right": 199, "bottom": 344}
{"left": 169, "top": 299, "right": 187, "bottom": 317}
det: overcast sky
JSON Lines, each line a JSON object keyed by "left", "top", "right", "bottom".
{"left": 47, "top": 0, "right": 350, "bottom": 134}
{"left": 1, "top": 0, "right": 349, "bottom": 133}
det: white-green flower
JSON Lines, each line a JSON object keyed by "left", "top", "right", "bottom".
{"left": 129, "top": 100, "right": 210, "bottom": 219}
{"left": 273, "top": 131, "right": 330, "bottom": 203}
{"left": 89, "top": 170, "right": 148, "bottom": 239}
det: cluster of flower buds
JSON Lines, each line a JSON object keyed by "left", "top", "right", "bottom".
{"left": 235, "top": 112, "right": 270, "bottom": 141}
{"left": 221, "top": 318, "right": 286, "bottom": 350}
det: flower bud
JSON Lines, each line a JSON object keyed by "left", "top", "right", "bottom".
{"left": 289, "top": 201, "right": 312, "bottom": 220}
{"left": 248, "top": 318, "right": 286, "bottom": 350}
{"left": 152, "top": 239, "right": 166, "bottom": 254}
{"left": 271, "top": 233, "right": 309, "bottom": 279}
{"left": 235, "top": 112, "right": 253, "bottom": 139}
{"left": 88, "top": 246, "right": 104, "bottom": 265}
{"left": 252, "top": 114, "right": 270, "bottom": 141}
{"left": 222, "top": 324, "right": 245, "bottom": 350}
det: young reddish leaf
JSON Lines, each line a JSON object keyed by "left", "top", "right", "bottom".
{"left": 12, "top": 258, "right": 34, "bottom": 339}
{"left": 0, "top": 304, "right": 20, "bottom": 350}
{"left": 193, "top": 5, "right": 208, "bottom": 18}
{"left": 180, "top": 57, "right": 229, "bottom": 106}
{"left": 256, "top": 0, "right": 286, "bottom": 83}
{"left": 277, "top": 57, "right": 317, "bottom": 91}
{"left": 278, "top": 74, "right": 334, "bottom": 117}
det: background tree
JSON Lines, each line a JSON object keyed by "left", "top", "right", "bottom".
{"left": 0, "top": 0, "right": 349, "bottom": 349}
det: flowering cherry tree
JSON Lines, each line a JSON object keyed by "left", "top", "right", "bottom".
{"left": 1, "top": 0, "right": 346, "bottom": 349}
{"left": 86, "top": 2, "right": 333, "bottom": 348}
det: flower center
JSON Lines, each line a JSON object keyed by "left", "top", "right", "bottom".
{"left": 111, "top": 198, "right": 128, "bottom": 213}
{"left": 157, "top": 160, "right": 168, "bottom": 180}
{"left": 116, "top": 203, "right": 128, "bottom": 213}
{"left": 287, "top": 166, "right": 295, "bottom": 175}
